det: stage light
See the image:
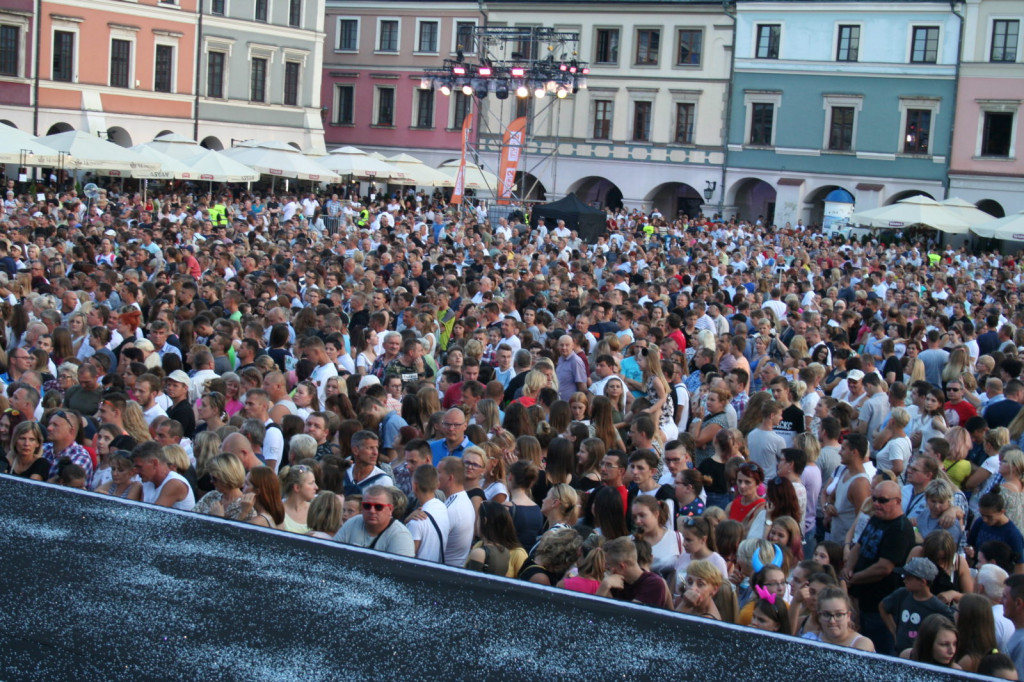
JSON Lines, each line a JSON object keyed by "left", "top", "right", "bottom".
{"left": 556, "top": 86, "right": 568, "bottom": 98}
{"left": 495, "top": 81, "right": 510, "bottom": 100}
{"left": 559, "top": 63, "right": 567, "bottom": 72}
{"left": 439, "top": 81, "right": 453, "bottom": 96}
{"left": 478, "top": 65, "right": 492, "bottom": 77}
{"left": 516, "top": 84, "right": 529, "bottom": 98}
{"left": 419, "top": 77, "right": 432, "bottom": 90}
{"left": 473, "top": 79, "right": 488, "bottom": 98}
{"left": 510, "top": 67, "right": 525, "bottom": 78}
{"left": 582, "top": 67, "right": 590, "bottom": 75}
{"left": 534, "top": 85, "right": 546, "bottom": 98}
{"left": 453, "top": 64, "right": 467, "bottom": 76}
{"left": 462, "top": 83, "right": 474, "bottom": 96}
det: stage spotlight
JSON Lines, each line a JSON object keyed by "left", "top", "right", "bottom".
{"left": 510, "top": 67, "right": 525, "bottom": 78}
{"left": 453, "top": 64, "right": 467, "bottom": 76}
{"left": 516, "top": 84, "right": 529, "bottom": 98}
{"left": 534, "top": 85, "right": 546, "bottom": 98}
{"left": 478, "top": 65, "right": 492, "bottom": 77}
{"left": 556, "top": 86, "right": 568, "bottom": 99}
{"left": 439, "top": 81, "right": 453, "bottom": 96}
{"left": 495, "top": 81, "right": 510, "bottom": 100}
{"left": 473, "top": 80, "right": 488, "bottom": 98}
{"left": 462, "top": 83, "right": 474, "bottom": 96}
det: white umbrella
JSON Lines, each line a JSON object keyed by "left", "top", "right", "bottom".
{"left": 940, "top": 197, "right": 997, "bottom": 226}
{"left": 140, "top": 133, "right": 208, "bottom": 161}
{"left": 220, "top": 140, "right": 341, "bottom": 182}
{"left": 385, "top": 153, "right": 454, "bottom": 187}
{"left": 96, "top": 145, "right": 192, "bottom": 180}
{"left": 971, "top": 211, "right": 1024, "bottom": 242}
{"left": 178, "top": 149, "right": 260, "bottom": 183}
{"left": 849, "top": 195, "right": 972, "bottom": 234}
{"left": 38, "top": 130, "right": 161, "bottom": 173}
{"left": 318, "top": 146, "right": 406, "bottom": 180}
{"left": 0, "top": 125, "right": 64, "bottom": 166}
{"left": 438, "top": 160, "right": 498, "bottom": 192}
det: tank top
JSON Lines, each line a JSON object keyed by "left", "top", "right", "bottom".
{"left": 142, "top": 471, "right": 196, "bottom": 511}
{"left": 281, "top": 511, "right": 309, "bottom": 534}
{"left": 831, "top": 470, "right": 870, "bottom": 542}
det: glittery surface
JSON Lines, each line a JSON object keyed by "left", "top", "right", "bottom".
{"left": 0, "top": 477, "right": 971, "bottom": 681}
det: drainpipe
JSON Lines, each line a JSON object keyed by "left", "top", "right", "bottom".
{"left": 718, "top": 0, "right": 737, "bottom": 219}
{"left": 192, "top": 0, "right": 204, "bottom": 141}
{"left": 944, "top": 0, "right": 964, "bottom": 199}
{"left": 32, "top": 0, "right": 41, "bottom": 135}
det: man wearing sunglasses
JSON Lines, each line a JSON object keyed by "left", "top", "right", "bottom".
{"left": 841, "top": 479, "right": 915, "bottom": 655}
{"left": 334, "top": 485, "right": 414, "bottom": 558}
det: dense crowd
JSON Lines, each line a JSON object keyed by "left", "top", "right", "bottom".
{"left": 6, "top": 177, "right": 1024, "bottom": 676}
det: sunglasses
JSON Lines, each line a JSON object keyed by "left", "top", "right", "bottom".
{"left": 872, "top": 495, "right": 896, "bottom": 505}
{"left": 52, "top": 409, "right": 75, "bottom": 431}
{"left": 362, "top": 502, "right": 392, "bottom": 512}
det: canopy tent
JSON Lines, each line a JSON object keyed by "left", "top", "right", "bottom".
{"left": 140, "top": 133, "right": 208, "bottom": 161}
{"left": 437, "top": 160, "right": 499, "bottom": 193}
{"left": 38, "top": 130, "right": 161, "bottom": 173}
{"left": 384, "top": 153, "right": 454, "bottom": 187}
{"left": 220, "top": 141, "right": 341, "bottom": 182}
{"left": 178, "top": 149, "right": 260, "bottom": 183}
{"left": 849, "top": 195, "right": 972, "bottom": 234}
{"left": 940, "top": 197, "right": 997, "bottom": 226}
{"left": 0, "top": 125, "right": 64, "bottom": 166}
{"left": 316, "top": 146, "right": 406, "bottom": 180}
{"left": 971, "top": 211, "right": 1024, "bottom": 242}
{"left": 96, "top": 145, "right": 193, "bottom": 180}
{"left": 529, "top": 194, "right": 607, "bottom": 244}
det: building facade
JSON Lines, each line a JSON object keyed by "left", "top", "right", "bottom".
{"left": 0, "top": 0, "right": 34, "bottom": 129}
{"left": 321, "top": 0, "right": 484, "bottom": 168}
{"left": 726, "top": 0, "right": 961, "bottom": 227}
{"left": 948, "top": 0, "right": 1023, "bottom": 218}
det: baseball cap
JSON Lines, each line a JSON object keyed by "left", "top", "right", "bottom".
{"left": 901, "top": 557, "right": 938, "bottom": 582}
{"left": 846, "top": 369, "right": 865, "bottom": 381}
{"left": 357, "top": 375, "right": 380, "bottom": 391}
{"left": 166, "top": 370, "right": 191, "bottom": 389}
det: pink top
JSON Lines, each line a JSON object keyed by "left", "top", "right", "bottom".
{"left": 562, "top": 576, "right": 601, "bottom": 595}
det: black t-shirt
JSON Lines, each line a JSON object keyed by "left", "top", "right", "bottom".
{"left": 12, "top": 457, "right": 51, "bottom": 480}
{"left": 167, "top": 400, "right": 197, "bottom": 439}
{"left": 698, "top": 457, "right": 728, "bottom": 494}
{"left": 850, "top": 514, "right": 915, "bottom": 610}
{"left": 774, "top": 404, "right": 806, "bottom": 445}
{"left": 882, "top": 355, "right": 902, "bottom": 381}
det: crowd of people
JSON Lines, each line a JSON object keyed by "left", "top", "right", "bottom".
{"left": 6, "top": 177, "right": 1024, "bottom": 676}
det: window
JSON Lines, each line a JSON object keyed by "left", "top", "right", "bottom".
{"left": 595, "top": 28, "right": 619, "bottom": 64}
{"left": 250, "top": 57, "right": 266, "bottom": 102}
{"left": 0, "top": 26, "right": 18, "bottom": 77}
{"left": 828, "top": 106, "right": 854, "bottom": 151}
{"left": 284, "top": 61, "right": 300, "bottom": 106}
{"left": 991, "top": 20, "right": 1019, "bottom": 63}
{"left": 675, "top": 103, "right": 695, "bottom": 144}
{"left": 635, "top": 29, "right": 659, "bottom": 65}
{"left": 379, "top": 20, "right": 399, "bottom": 52}
{"left": 154, "top": 44, "right": 173, "bottom": 93}
{"left": 750, "top": 103, "right": 774, "bottom": 145}
{"left": 207, "top": 51, "right": 225, "bottom": 98}
{"left": 756, "top": 24, "right": 780, "bottom": 59}
{"left": 337, "top": 19, "right": 358, "bottom": 52}
{"left": 334, "top": 84, "right": 354, "bottom": 124}
{"left": 836, "top": 25, "right": 859, "bottom": 62}
{"left": 110, "top": 39, "right": 131, "bottom": 88}
{"left": 632, "top": 101, "right": 652, "bottom": 141}
{"left": 455, "top": 21, "right": 475, "bottom": 53}
{"left": 53, "top": 30, "right": 74, "bottom": 81}
{"left": 903, "top": 109, "right": 931, "bottom": 153}
{"left": 514, "top": 95, "right": 528, "bottom": 121}
{"left": 376, "top": 87, "right": 394, "bottom": 126}
{"left": 515, "top": 27, "right": 537, "bottom": 60}
{"left": 676, "top": 29, "right": 702, "bottom": 66}
{"left": 593, "top": 99, "right": 612, "bottom": 139}
{"left": 981, "top": 112, "right": 1014, "bottom": 157}
{"left": 255, "top": 0, "right": 267, "bottom": 22}
{"left": 910, "top": 26, "right": 939, "bottom": 63}
{"left": 415, "top": 88, "right": 434, "bottom": 128}
{"left": 418, "top": 21, "right": 438, "bottom": 53}
{"left": 453, "top": 92, "right": 471, "bottom": 127}
{"left": 288, "top": 0, "right": 301, "bottom": 28}
{"left": 210, "top": 0, "right": 224, "bottom": 15}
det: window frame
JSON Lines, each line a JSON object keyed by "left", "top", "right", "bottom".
{"left": 206, "top": 49, "right": 226, "bottom": 99}
{"left": 52, "top": 28, "right": 77, "bottom": 82}
{"left": 634, "top": 28, "right": 660, "bottom": 66}
{"left": 283, "top": 61, "right": 301, "bottom": 106}
{"left": 109, "top": 37, "right": 133, "bottom": 89}
{"left": 453, "top": 20, "right": 477, "bottom": 55}
{"left": 335, "top": 17, "right": 359, "bottom": 53}
{"left": 755, "top": 24, "right": 781, "bottom": 60}
{"left": 974, "top": 100, "right": 1019, "bottom": 159}
{"left": 989, "top": 19, "right": 1020, "bottom": 63}
{"left": 674, "top": 101, "right": 695, "bottom": 144}
{"left": 981, "top": 111, "right": 1015, "bottom": 157}
{"left": 675, "top": 28, "right": 702, "bottom": 67}
{"left": 592, "top": 98, "right": 613, "bottom": 139}
{"left": 452, "top": 91, "right": 472, "bottom": 129}
{"left": 594, "top": 27, "right": 620, "bottom": 65}
{"left": 0, "top": 24, "right": 20, "bottom": 77}
{"left": 374, "top": 86, "right": 396, "bottom": 127}
{"left": 153, "top": 43, "right": 175, "bottom": 94}
{"left": 288, "top": 0, "right": 302, "bottom": 29}
{"left": 743, "top": 91, "right": 782, "bottom": 147}
{"left": 416, "top": 19, "right": 439, "bottom": 55}
{"left": 835, "top": 24, "right": 861, "bottom": 62}
{"left": 821, "top": 94, "right": 863, "bottom": 151}
{"left": 414, "top": 87, "right": 435, "bottom": 129}
{"left": 255, "top": 0, "right": 268, "bottom": 23}
{"left": 631, "top": 99, "right": 653, "bottom": 142}
{"left": 250, "top": 56, "right": 267, "bottom": 103}
{"left": 210, "top": 0, "right": 225, "bottom": 15}
{"left": 897, "top": 96, "right": 940, "bottom": 156}
{"left": 377, "top": 18, "right": 400, "bottom": 54}
{"left": 909, "top": 25, "right": 940, "bottom": 64}
{"left": 334, "top": 83, "right": 355, "bottom": 125}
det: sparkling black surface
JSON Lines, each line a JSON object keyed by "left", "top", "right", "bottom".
{"left": 0, "top": 476, "right": 972, "bottom": 681}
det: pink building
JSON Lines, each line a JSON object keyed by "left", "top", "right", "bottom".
{"left": 322, "top": 0, "right": 482, "bottom": 166}
{"left": 0, "top": 0, "right": 36, "bottom": 125}
{"left": 949, "top": 1, "right": 1023, "bottom": 217}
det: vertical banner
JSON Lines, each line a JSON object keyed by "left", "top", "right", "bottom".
{"left": 496, "top": 116, "right": 527, "bottom": 206}
{"left": 450, "top": 111, "right": 475, "bottom": 206}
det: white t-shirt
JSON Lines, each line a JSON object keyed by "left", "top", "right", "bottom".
{"left": 263, "top": 421, "right": 285, "bottom": 472}
{"left": 311, "top": 361, "right": 339, "bottom": 406}
{"left": 443, "top": 490, "right": 475, "bottom": 567}
{"left": 143, "top": 403, "right": 167, "bottom": 425}
{"left": 407, "top": 497, "right": 450, "bottom": 563}
{"left": 875, "top": 436, "right": 912, "bottom": 473}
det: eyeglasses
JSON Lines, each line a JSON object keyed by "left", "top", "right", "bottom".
{"left": 947, "top": 388, "right": 961, "bottom": 393}
{"left": 872, "top": 495, "right": 896, "bottom": 505}
{"left": 362, "top": 502, "right": 392, "bottom": 512}
{"left": 464, "top": 461, "right": 483, "bottom": 470}
{"left": 441, "top": 421, "right": 465, "bottom": 429}
{"left": 820, "top": 611, "right": 848, "bottom": 622}
{"left": 293, "top": 465, "right": 311, "bottom": 474}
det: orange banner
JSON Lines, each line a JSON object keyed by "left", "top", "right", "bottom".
{"left": 450, "top": 111, "right": 474, "bottom": 206}
{"left": 496, "top": 116, "right": 527, "bottom": 206}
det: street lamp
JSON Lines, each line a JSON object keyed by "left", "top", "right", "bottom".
{"left": 703, "top": 180, "right": 717, "bottom": 203}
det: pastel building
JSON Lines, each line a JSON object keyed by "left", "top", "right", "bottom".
{"left": 0, "top": 0, "right": 34, "bottom": 129}
{"left": 726, "top": 0, "right": 961, "bottom": 227}
{"left": 948, "top": 0, "right": 1024, "bottom": 217}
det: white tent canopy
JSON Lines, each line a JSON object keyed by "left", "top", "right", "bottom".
{"left": 38, "top": 130, "right": 161, "bottom": 173}
{"left": 140, "top": 133, "right": 209, "bottom": 161}
{"left": 971, "top": 211, "right": 1024, "bottom": 242}
{"left": 385, "top": 153, "right": 453, "bottom": 187}
{"left": 220, "top": 141, "right": 341, "bottom": 182}
{"left": 437, "top": 160, "right": 498, "bottom": 192}
{"left": 940, "top": 197, "right": 997, "bottom": 226}
{"left": 0, "top": 125, "right": 64, "bottom": 166}
{"left": 849, "top": 195, "right": 973, "bottom": 234}
{"left": 317, "top": 146, "right": 406, "bottom": 180}
{"left": 178, "top": 149, "right": 260, "bottom": 183}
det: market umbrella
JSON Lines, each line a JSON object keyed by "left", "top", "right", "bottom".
{"left": 220, "top": 141, "right": 341, "bottom": 182}
{"left": 140, "top": 133, "right": 208, "bottom": 161}
{"left": 385, "top": 153, "right": 454, "bottom": 187}
{"left": 940, "top": 197, "right": 997, "bottom": 226}
{"left": 849, "top": 195, "right": 972, "bottom": 234}
{"left": 0, "top": 125, "right": 64, "bottom": 166}
{"left": 317, "top": 146, "right": 406, "bottom": 180}
{"left": 437, "top": 160, "right": 498, "bottom": 193}
{"left": 178, "top": 149, "right": 260, "bottom": 183}
{"left": 38, "top": 130, "right": 161, "bottom": 173}
{"left": 971, "top": 211, "right": 1024, "bottom": 242}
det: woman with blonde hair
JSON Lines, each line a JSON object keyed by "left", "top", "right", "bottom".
{"left": 512, "top": 370, "right": 548, "bottom": 408}
{"left": 541, "top": 482, "right": 579, "bottom": 530}
{"left": 119, "top": 401, "right": 152, "bottom": 444}
{"left": 676, "top": 559, "right": 727, "bottom": 621}
{"left": 306, "top": 492, "right": 344, "bottom": 540}
{"left": 193, "top": 453, "right": 254, "bottom": 521}
{"left": 638, "top": 348, "right": 676, "bottom": 440}
{"left": 941, "top": 347, "right": 971, "bottom": 387}
{"left": 942, "top": 426, "right": 973, "bottom": 490}
{"left": 479, "top": 440, "right": 509, "bottom": 504}
{"left": 998, "top": 447, "right": 1024, "bottom": 530}
{"left": 473, "top": 398, "right": 502, "bottom": 436}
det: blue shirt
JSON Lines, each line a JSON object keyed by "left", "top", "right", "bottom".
{"left": 429, "top": 436, "right": 471, "bottom": 467}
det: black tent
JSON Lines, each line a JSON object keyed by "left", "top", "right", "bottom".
{"left": 530, "top": 194, "right": 606, "bottom": 244}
